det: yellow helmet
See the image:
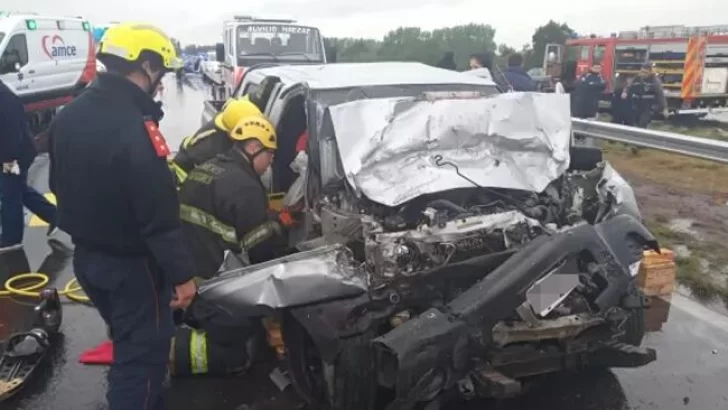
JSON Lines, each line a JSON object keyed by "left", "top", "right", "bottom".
{"left": 97, "top": 23, "right": 182, "bottom": 71}
{"left": 215, "top": 99, "right": 263, "bottom": 132}
{"left": 230, "top": 116, "right": 277, "bottom": 150}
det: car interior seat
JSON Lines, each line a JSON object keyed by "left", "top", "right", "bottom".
{"left": 253, "top": 38, "right": 271, "bottom": 52}
{"left": 273, "top": 95, "right": 307, "bottom": 192}
{"left": 287, "top": 35, "right": 306, "bottom": 52}
{"left": 271, "top": 37, "right": 283, "bottom": 53}
{"left": 238, "top": 38, "right": 252, "bottom": 53}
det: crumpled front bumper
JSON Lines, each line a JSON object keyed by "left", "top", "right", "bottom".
{"left": 372, "top": 214, "right": 659, "bottom": 407}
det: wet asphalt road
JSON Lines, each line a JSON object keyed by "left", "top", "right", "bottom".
{"left": 2, "top": 75, "right": 728, "bottom": 410}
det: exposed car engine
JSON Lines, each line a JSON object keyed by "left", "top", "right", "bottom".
{"left": 316, "top": 168, "right": 612, "bottom": 290}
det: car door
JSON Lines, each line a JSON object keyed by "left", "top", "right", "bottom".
{"left": 0, "top": 32, "right": 30, "bottom": 95}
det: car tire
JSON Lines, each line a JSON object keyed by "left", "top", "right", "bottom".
{"left": 282, "top": 314, "right": 378, "bottom": 410}
{"left": 329, "top": 332, "right": 378, "bottom": 410}
{"left": 622, "top": 306, "right": 646, "bottom": 346}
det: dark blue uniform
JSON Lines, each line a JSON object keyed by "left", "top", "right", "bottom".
{"left": 0, "top": 79, "right": 57, "bottom": 247}
{"left": 572, "top": 72, "right": 607, "bottom": 119}
{"left": 499, "top": 66, "right": 538, "bottom": 92}
{"left": 48, "top": 73, "right": 196, "bottom": 410}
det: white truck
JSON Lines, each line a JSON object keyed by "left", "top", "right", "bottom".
{"left": 0, "top": 12, "right": 96, "bottom": 134}
{"left": 212, "top": 15, "right": 331, "bottom": 99}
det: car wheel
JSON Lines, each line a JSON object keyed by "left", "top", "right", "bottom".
{"left": 282, "top": 314, "right": 378, "bottom": 410}
{"left": 621, "top": 306, "right": 646, "bottom": 346}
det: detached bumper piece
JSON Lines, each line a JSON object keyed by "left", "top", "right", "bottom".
{"left": 373, "top": 214, "right": 658, "bottom": 410}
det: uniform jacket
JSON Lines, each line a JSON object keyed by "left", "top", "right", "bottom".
{"left": 172, "top": 120, "right": 231, "bottom": 175}
{"left": 0, "top": 79, "right": 37, "bottom": 169}
{"left": 48, "top": 73, "right": 195, "bottom": 285}
{"left": 572, "top": 72, "right": 607, "bottom": 119}
{"left": 178, "top": 149, "right": 286, "bottom": 276}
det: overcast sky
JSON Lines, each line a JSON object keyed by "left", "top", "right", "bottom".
{"left": 4, "top": 1, "right": 724, "bottom": 48}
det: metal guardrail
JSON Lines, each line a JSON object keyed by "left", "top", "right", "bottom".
{"left": 572, "top": 119, "right": 728, "bottom": 164}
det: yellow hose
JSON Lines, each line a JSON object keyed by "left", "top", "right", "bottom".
{"left": 0, "top": 273, "right": 90, "bottom": 303}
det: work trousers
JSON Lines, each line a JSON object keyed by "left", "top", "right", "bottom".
{"left": 0, "top": 167, "right": 56, "bottom": 246}
{"left": 73, "top": 245, "right": 173, "bottom": 410}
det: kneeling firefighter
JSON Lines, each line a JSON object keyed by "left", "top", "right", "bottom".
{"left": 168, "top": 98, "right": 263, "bottom": 186}
{"left": 171, "top": 116, "right": 301, "bottom": 376}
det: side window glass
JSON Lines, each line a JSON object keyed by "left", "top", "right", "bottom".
{"left": 227, "top": 30, "right": 234, "bottom": 58}
{"left": 1, "top": 34, "right": 29, "bottom": 73}
{"left": 241, "top": 82, "right": 260, "bottom": 99}
{"left": 580, "top": 46, "right": 590, "bottom": 60}
{"left": 593, "top": 45, "right": 606, "bottom": 65}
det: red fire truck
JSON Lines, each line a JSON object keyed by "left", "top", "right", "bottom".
{"left": 544, "top": 25, "right": 728, "bottom": 116}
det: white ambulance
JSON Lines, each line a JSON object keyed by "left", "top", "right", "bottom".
{"left": 0, "top": 12, "right": 96, "bottom": 133}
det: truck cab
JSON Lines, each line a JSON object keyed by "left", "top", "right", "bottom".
{"left": 214, "top": 15, "right": 327, "bottom": 99}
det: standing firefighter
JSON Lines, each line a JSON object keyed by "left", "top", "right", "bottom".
{"left": 628, "top": 62, "right": 668, "bottom": 128}
{"left": 48, "top": 23, "right": 198, "bottom": 410}
{"left": 572, "top": 64, "right": 607, "bottom": 119}
{"left": 172, "top": 116, "right": 299, "bottom": 377}
{"left": 168, "top": 98, "right": 262, "bottom": 186}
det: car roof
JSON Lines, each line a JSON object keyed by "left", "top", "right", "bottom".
{"left": 247, "top": 62, "right": 496, "bottom": 90}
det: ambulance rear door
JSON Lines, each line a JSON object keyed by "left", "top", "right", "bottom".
{"left": 29, "top": 17, "right": 92, "bottom": 96}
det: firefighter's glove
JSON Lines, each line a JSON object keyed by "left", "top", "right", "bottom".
{"left": 278, "top": 207, "right": 300, "bottom": 229}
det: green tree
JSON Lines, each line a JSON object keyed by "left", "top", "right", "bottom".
{"left": 528, "top": 20, "right": 575, "bottom": 69}
{"left": 496, "top": 43, "right": 517, "bottom": 67}
{"left": 377, "top": 27, "right": 435, "bottom": 64}
{"left": 431, "top": 24, "right": 496, "bottom": 69}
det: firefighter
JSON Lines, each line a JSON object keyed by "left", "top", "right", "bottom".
{"left": 168, "top": 98, "right": 263, "bottom": 186}
{"left": 628, "top": 62, "right": 669, "bottom": 128}
{"left": 611, "top": 74, "right": 634, "bottom": 125}
{"left": 172, "top": 116, "right": 300, "bottom": 377}
{"left": 572, "top": 64, "right": 607, "bottom": 120}
{"left": 47, "top": 23, "right": 198, "bottom": 409}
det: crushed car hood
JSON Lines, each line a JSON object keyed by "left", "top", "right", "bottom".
{"left": 328, "top": 92, "right": 572, "bottom": 207}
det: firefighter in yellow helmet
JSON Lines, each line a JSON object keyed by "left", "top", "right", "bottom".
{"left": 168, "top": 98, "right": 262, "bottom": 185}
{"left": 47, "top": 22, "right": 197, "bottom": 409}
{"left": 173, "top": 116, "right": 299, "bottom": 377}
{"left": 178, "top": 115, "right": 298, "bottom": 275}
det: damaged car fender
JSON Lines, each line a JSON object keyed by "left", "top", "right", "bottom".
{"left": 372, "top": 214, "right": 658, "bottom": 408}
{"left": 197, "top": 244, "right": 369, "bottom": 320}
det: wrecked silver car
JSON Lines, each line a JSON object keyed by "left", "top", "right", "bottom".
{"left": 199, "top": 72, "right": 658, "bottom": 410}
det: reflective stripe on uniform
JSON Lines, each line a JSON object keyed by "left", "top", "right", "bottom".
{"left": 240, "top": 220, "right": 282, "bottom": 250}
{"left": 168, "top": 160, "right": 188, "bottom": 186}
{"left": 189, "top": 329, "right": 208, "bottom": 375}
{"left": 183, "top": 128, "right": 218, "bottom": 149}
{"left": 179, "top": 204, "right": 238, "bottom": 245}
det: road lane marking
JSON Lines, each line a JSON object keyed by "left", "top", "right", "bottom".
{"left": 28, "top": 192, "right": 56, "bottom": 227}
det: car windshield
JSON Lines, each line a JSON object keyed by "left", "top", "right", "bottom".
{"left": 236, "top": 24, "right": 323, "bottom": 61}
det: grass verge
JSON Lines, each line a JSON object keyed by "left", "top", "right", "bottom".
{"left": 600, "top": 118, "right": 728, "bottom": 197}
